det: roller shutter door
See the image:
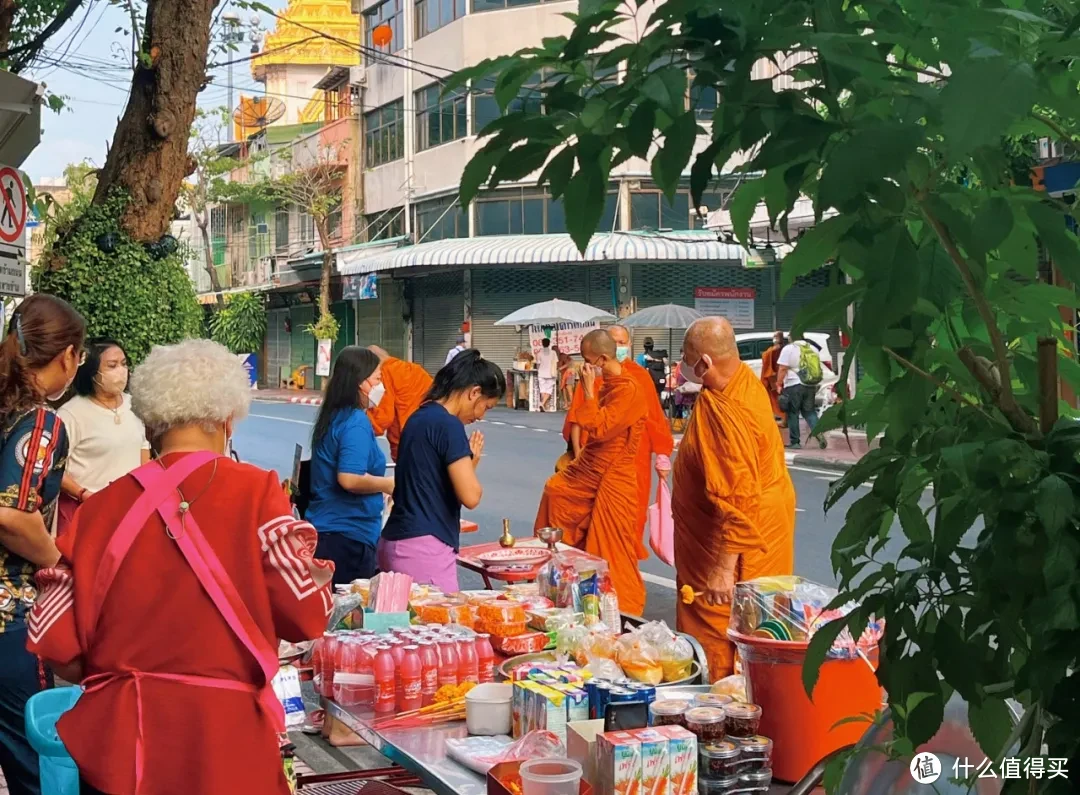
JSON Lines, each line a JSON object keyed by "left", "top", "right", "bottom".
{"left": 354, "top": 277, "right": 407, "bottom": 359}
{"left": 289, "top": 305, "right": 316, "bottom": 389}
{"left": 264, "top": 308, "right": 290, "bottom": 387}
{"left": 629, "top": 262, "right": 773, "bottom": 358}
{"left": 774, "top": 268, "right": 838, "bottom": 367}
{"left": 413, "top": 271, "right": 464, "bottom": 374}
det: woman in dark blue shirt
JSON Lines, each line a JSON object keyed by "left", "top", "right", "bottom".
{"left": 307, "top": 347, "right": 393, "bottom": 585}
{"left": 379, "top": 350, "right": 505, "bottom": 592}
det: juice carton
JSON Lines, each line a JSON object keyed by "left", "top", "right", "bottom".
{"left": 550, "top": 683, "right": 589, "bottom": 724}
{"left": 596, "top": 731, "right": 642, "bottom": 795}
{"left": 656, "top": 726, "right": 697, "bottom": 795}
{"left": 513, "top": 682, "right": 537, "bottom": 738}
{"left": 635, "top": 729, "right": 669, "bottom": 795}
{"left": 533, "top": 685, "right": 569, "bottom": 745}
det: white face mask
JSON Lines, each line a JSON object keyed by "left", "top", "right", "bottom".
{"left": 95, "top": 367, "right": 129, "bottom": 396}
{"left": 366, "top": 382, "right": 386, "bottom": 407}
{"left": 681, "top": 355, "right": 710, "bottom": 385}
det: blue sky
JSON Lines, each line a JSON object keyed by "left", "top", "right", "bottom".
{"left": 23, "top": 0, "right": 289, "bottom": 181}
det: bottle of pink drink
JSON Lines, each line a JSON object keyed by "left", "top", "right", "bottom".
{"left": 387, "top": 640, "right": 406, "bottom": 704}
{"left": 320, "top": 633, "right": 339, "bottom": 699}
{"left": 333, "top": 637, "right": 354, "bottom": 705}
{"left": 399, "top": 646, "right": 423, "bottom": 712}
{"left": 373, "top": 645, "right": 397, "bottom": 713}
{"left": 457, "top": 637, "right": 479, "bottom": 684}
{"left": 357, "top": 639, "right": 377, "bottom": 706}
{"left": 475, "top": 633, "right": 496, "bottom": 684}
{"left": 436, "top": 639, "right": 459, "bottom": 688}
{"left": 417, "top": 641, "right": 440, "bottom": 706}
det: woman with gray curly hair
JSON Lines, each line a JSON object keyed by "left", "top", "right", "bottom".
{"left": 27, "top": 339, "right": 335, "bottom": 795}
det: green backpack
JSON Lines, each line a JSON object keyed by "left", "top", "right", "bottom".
{"left": 797, "top": 342, "right": 823, "bottom": 385}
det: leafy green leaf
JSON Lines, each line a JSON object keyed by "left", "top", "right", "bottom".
{"left": 1035, "top": 475, "right": 1074, "bottom": 535}
{"left": 818, "top": 124, "right": 922, "bottom": 208}
{"left": 792, "top": 284, "right": 864, "bottom": 338}
{"left": 780, "top": 215, "right": 857, "bottom": 294}
{"left": 563, "top": 160, "right": 606, "bottom": 252}
{"left": 968, "top": 697, "right": 1013, "bottom": 759}
{"left": 802, "top": 614, "right": 850, "bottom": 698}
{"left": 626, "top": 101, "right": 656, "bottom": 158}
{"left": 728, "top": 178, "right": 766, "bottom": 247}
{"left": 640, "top": 69, "right": 688, "bottom": 116}
{"left": 650, "top": 112, "right": 698, "bottom": 200}
{"left": 941, "top": 58, "right": 1036, "bottom": 158}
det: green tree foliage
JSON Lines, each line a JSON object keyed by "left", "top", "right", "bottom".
{"left": 33, "top": 192, "right": 202, "bottom": 363}
{"left": 211, "top": 292, "right": 267, "bottom": 354}
{"left": 455, "top": 0, "right": 1080, "bottom": 786}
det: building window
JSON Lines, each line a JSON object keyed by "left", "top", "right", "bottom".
{"left": 692, "top": 191, "right": 726, "bottom": 229}
{"left": 472, "top": 0, "right": 557, "bottom": 10}
{"left": 415, "top": 0, "right": 465, "bottom": 39}
{"left": 416, "top": 84, "right": 467, "bottom": 150}
{"left": 475, "top": 195, "right": 545, "bottom": 236}
{"left": 275, "top": 206, "right": 290, "bottom": 252}
{"left": 296, "top": 208, "right": 316, "bottom": 246}
{"left": 690, "top": 82, "right": 719, "bottom": 120}
{"left": 472, "top": 72, "right": 548, "bottom": 134}
{"left": 630, "top": 192, "right": 691, "bottom": 231}
{"left": 364, "top": 0, "right": 403, "bottom": 52}
{"left": 365, "top": 100, "right": 404, "bottom": 167}
{"left": 365, "top": 208, "right": 405, "bottom": 241}
{"left": 414, "top": 196, "right": 468, "bottom": 242}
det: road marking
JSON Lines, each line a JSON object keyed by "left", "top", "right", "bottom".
{"left": 489, "top": 421, "right": 506, "bottom": 426}
{"left": 796, "top": 508, "right": 805, "bottom": 512}
{"left": 248, "top": 413, "right": 314, "bottom": 426}
{"left": 532, "top": 428, "right": 548, "bottom": 433}
{"left": 512, "top": 425, "right": 527, "bottom": 429}
{"left": 641, "top": 571, "right": 677, "bottom": 590}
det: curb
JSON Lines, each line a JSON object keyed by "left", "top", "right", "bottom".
{"left": 253, "top": 395, "right": 324, "bottom": 406}
{"left": 790, "top": 455, "right": 853, "bottom": 473}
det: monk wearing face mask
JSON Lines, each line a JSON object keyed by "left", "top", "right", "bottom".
{"left": 673, "top": 317, "right": 796, "bottom": 678}
{"left": 535, "top": 329, "right": 650, "bottom": 614}
{"left": 607, "top": 326, "right": 673, "bottom": 552}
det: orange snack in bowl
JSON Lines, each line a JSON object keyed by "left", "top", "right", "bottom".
{"left": 478, "top": 601, "right": 527, "bottom": 624}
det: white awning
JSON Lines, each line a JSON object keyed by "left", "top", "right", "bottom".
{"left": 0, "top": 71, "right": 42, "bottom": 168}
{"left": 337, "top": 231, "right": 746, "bottom": 276}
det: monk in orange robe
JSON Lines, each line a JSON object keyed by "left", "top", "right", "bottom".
{"left": 672, "top": 317, "right": 796, "bottom": 679}
{"left": 366, "top": 345, "right": 434, "bottom": 462}
{"left": 536, "top": 329, "right": 649, "bottom": 615}
{"left": 561, "top": 368, "right": 602, "bottom": 455}
{"left": 608, "top": 325, "right": 674, "bottom": 536}
{"left": 759, "top": 331, "right": 787, "bottom": 426}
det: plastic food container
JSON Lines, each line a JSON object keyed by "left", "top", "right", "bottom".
{"left": 685, "top": 707, "right": 727, "bottom": 744}
{"left": 491, "top": 631, "right": 548, "bottom": 656}
{"left": 478, "top": 601, "right": 527, "bottom": 624}
{"left": 735, "top": 736, "right": 773, "bottom": 771}
{"left": 697, "top": 775, "right": 739, "bottom": 795}
{"left": 722, "top": 703, "right": 762, "bottom": 738}
{"left": 693, "top": 693, "right": 734, "bottom": 710}
{"left": 486, "top": 620, "right": 529, "bottom": 639}
{"left": 465, "top": 682, "right": 513, "bottom": 736}
{"left": 737, "top": 769, "right": 772, "bottom": 791}
{"left": 649, "top": 699, "right": 691, "bottom": 727}
{"left": 699, "top": 741, "right": 740, "bottom": 779}
{"left": 519, "top": 758, "right": 583, "bottom": 795}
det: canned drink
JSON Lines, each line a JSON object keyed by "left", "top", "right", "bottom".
{"left": 613, "top": 678, "right": 636, "bottom": 688}
{"left": 606, "top": 687, "right": 642, "bottom": 706}
{"left": 625, "top": 683, "right": 656, "bottom": 705}
{"left": 590, "top": 682, "right": 613, "bottom": 720}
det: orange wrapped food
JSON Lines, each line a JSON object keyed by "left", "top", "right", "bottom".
{"left": 478, "top": 601, "right": 527, "bottom": 624}
{"left": 486, "top": 620, "right": 528, "bottom": 639}
{"left": 491, "top": 631, "right": 548, "bottom": 656}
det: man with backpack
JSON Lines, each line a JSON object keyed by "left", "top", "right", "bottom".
{"left": 775, "top": 331, "right": 827, "bottom": 449}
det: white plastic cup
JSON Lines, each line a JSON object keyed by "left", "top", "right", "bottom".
{"left": 519, "top": 758, "right": 583, "bottom": 795}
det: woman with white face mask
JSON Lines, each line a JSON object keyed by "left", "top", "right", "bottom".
{"left": 57, "top": 339, "right": 150, "bottom": 535}
{"left": 307, "top": 346, "right": 392, "bottom": 584}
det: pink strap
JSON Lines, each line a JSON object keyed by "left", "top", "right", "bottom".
{"left": 84, "top": 452, "right": 219, "bottom": 649}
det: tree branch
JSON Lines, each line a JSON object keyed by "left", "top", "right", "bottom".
{"left": 919, "top": 203, "right": 1038, "bottom": 434}
{"left": 1032, "top": 111, "right": 1080, "bottom": 148}
{"left": 882, "top": 346, "right": 998, "bottom": 422}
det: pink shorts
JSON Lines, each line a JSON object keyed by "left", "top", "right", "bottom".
{"left": 377, "top": 535, "right": 459, "bottom": 594}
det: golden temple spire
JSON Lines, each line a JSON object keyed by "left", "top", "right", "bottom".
{"left": 251, "top": 0, "right": 360, "bottom": 82}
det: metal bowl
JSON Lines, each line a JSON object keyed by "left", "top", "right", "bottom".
{"left": 534, "top": 526, "right": 563, "bottom": 550}
{"left": 497, "top": 651, "right": 702, "bottom": 687}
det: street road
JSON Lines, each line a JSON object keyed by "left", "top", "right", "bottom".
{"left": 235, "top": 401, "right": 934, "bottom": 623}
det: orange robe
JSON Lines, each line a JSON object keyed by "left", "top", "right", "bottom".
{"left": 561, "top": 375, "right": 603, "bottom": 450}
{"left": 623, "top": 359, "right": 675, "bottom": 533}
{"left": 671, "top": 362, "right": 796, "bottom": 679}
{"left": 536, "top": 370, "right": 649, "bottom": 615}
{"left": 760, "top": 344, "right": 783, "bottom": 419}
{"left": 367, "top": 357, "right": 434, "bottom": 461}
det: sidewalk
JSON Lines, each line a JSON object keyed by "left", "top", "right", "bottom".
{"left": 254, "top": 388, "right": 324, "bottom": 406}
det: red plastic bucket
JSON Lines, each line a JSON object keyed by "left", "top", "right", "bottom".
{"left": 728, "top": 629, "right": 884, "bottom": 783}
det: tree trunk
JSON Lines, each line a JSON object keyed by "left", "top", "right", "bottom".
{"left": 317, "top": 217, "right": 332, "bottom": 320}
{"left": 0, "top": 0, "right": 16, "bottom": 54}
{"left": 88, "top": 0, "right": 219, "bottom": 242}
{"left": 196, "top": 207, "right": 225, "bottom": 309}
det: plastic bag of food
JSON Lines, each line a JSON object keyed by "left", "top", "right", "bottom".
{"left": 327, "top": 593, "right": 364, "bottom": 631}
{"left": 659, "top": 634, "right": 695, "bottom": 683}
{"left": 710, "top": 674, "right": 747, "bottom": 702}
{"left": 583, "top": 657, "right": 624, "bottom": 681}
{"left": 445, "top": 730, "right": 565, "bottom": 775}
{"left": 582, "top": 628, "right": 619, "bottom": 663}
{"left": 555, "top": 624, "right": 589, "bottom": 663}
{"left": 614, "top": 634, "right": 663, "bottom": 685}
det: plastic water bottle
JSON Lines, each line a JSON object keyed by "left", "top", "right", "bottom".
{"left": 475, "top": 633, "right": 496, "bottom": 684}
{"left": 373, "top": 645, "right": 397, "bottom": 714}
{"left": 399, "top": 645, "right": 423, "bottom": 712}
{"left": 457, "top": 637, "right": 479, "bottom": 684}
{"left": 436, "top": 639, "right": 459, "bottom": 688}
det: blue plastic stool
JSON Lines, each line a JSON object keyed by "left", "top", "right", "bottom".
{"left": 25, "top": 686, "right": 82, "bottom": 795}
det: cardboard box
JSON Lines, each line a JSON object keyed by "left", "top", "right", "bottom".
{"left": 567, "top": 719, "right": 606, "bottom": 787}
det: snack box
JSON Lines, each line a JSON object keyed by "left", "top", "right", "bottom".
{"left": 491, "top": 631, "right": 549, "bottom": 656}
{"left": 656, "top": 726, "right": 697, "bottom": 795}
{"left": 595, "top": 731, "right": 642, "bottom": 795}
{"left": 636, "top": 729, "right": 670, "bottom": 795}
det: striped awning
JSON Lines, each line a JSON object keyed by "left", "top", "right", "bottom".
{"left": 336, "top": 232, "right": 745, "bottom": 276}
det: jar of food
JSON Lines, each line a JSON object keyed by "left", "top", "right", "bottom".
{"left": 723, "top": 703, "right": 762, "bottom": 738}
{"left": 649, "top": 699, "right": 691, "bottom": 727}
{"left": 735, "top": 736, "right": 773, "bottom": 771}
{"left": 696, "top": 775, "right": 739, "bottom": 795}
{"left": 699, "top": 740, "right": 740, "bottom": 779}
{"left": 738, "top": 769, "right": 772, "bottom": 792}
{"left": 693, "top": 693, "right": 734, "bottom": 710}
{"left": 684, "top": 706, "right": 727, "bottom": 744}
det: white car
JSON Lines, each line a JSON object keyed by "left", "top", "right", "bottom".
{"left": 735, "top": 331, "right": 839, "bottom": 408}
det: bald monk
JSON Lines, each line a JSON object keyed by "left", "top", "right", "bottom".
{"left": 366, "top": 345, "right": 434, "bottom": 462}
{"left": 561, "top": 366, "right": 602, "bottom": 462}
{"left": 672, "top": 317, "right": 796, "bottom": 679}
{"left": 760, "top": 331, "right": 787, "bottom": 427}
{"left": 535, "top": 329, "right": 650, "bottom": 614}
{"left": 608, "top": 325, "right": 674, "bottom": 537}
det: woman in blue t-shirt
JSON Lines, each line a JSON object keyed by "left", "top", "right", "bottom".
{"left": 307, "top": 346, "right": 394, "bottom": 585}
{"left": 379, "top": 350, "right": 505, "bottom": 593}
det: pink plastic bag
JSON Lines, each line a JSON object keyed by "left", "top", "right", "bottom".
{"left": 648, "top": 478, "right": 674, "bottom": 566}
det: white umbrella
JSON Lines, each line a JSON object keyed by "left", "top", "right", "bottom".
{"left": 494, "top": 298, "right": 615, "bottom": 327}
{"left": 618, "top": 304, "right": 704, "bottom": 329}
